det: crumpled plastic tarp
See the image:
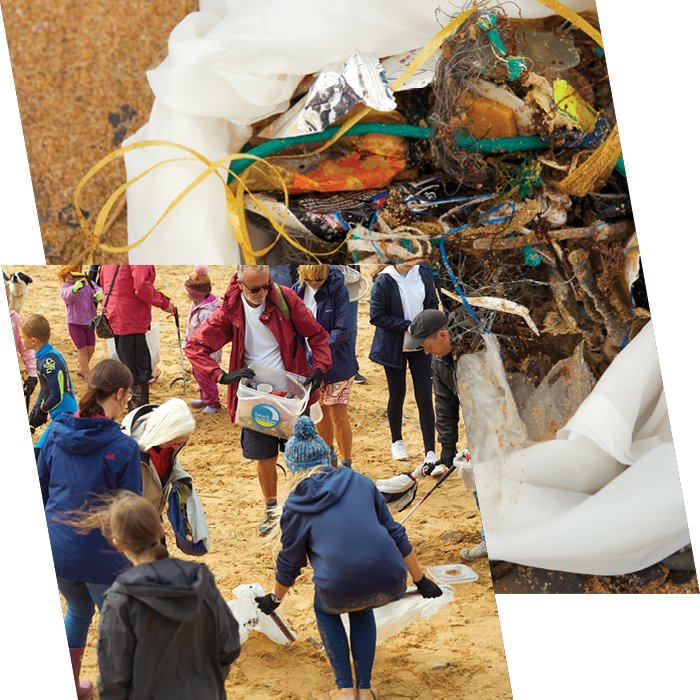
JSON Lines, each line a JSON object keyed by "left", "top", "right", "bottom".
{"left": 342, "top": 586, "right": 454, "bottom": 644}
{"left": 122, "top": 0, "right": 596, "bottom": 262}
{"left": 459, "top": 321, "right": 691, "bottom": 575}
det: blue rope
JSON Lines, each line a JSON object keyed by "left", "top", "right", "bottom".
{"left": 438, "top": 236, "right": 491, "bottom": 334}
{"left": 620, "top": 284, "right": 635, "bottom": 350}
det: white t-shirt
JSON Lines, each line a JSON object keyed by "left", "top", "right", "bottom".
{"left": 302, "top": 285, "right": 318, "bottom": 353}
{"left": 380, "top": 265, "right": 426, "bottom": 351}
{"left": 242, "top": 297, "right": 285, "bottom": 371}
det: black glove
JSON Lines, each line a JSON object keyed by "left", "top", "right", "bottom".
{"left": 439, "top": 444, "right": 457, "bottom": 469}
{"left": 23, "top": 376, "right": 38, "bottom": 400}
{"left": 28, "top": 406, "right": 48, "bottom": 429}
{"left": 414, "top": 575, "right": 443, "bottom": 598}
{"left": 255, "top": 593, "right": 281, "bottom": 615}
{"left": 219, "top": 367, "right": 256, "bottom": 385}
{"left": 301, "top": 367, "right": 324, "bottom": 393}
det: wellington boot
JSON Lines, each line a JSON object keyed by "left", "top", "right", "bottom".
{"left": 68, "top": 648, "right": 94, "bottom": 699}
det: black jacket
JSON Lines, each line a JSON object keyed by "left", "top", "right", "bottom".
{"left": 97, "top": 558, "right": 240, "bottom": 700}
{"left": 432, "top": 352, "right": 460, "bottom": 451}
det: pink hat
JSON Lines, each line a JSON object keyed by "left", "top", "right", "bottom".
{"left": 184, "top": 265, "right": 211, "bottom": 295}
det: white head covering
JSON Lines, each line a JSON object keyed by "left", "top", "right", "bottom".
{"left": 127, "top": 398, "right": 196, "bottom": 452}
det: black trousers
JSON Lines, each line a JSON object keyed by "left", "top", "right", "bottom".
{"left": 114, "top": 333, "right": 152, "bottom": 385}
{"left": 383, "top": 350, "right": 435, "bottom": 454}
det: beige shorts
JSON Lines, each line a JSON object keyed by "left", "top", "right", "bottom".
{"left": 320, "top": 377, "right": 354, "bottom": 406}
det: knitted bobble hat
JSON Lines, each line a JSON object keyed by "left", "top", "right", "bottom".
{"left": 284, "top": 415, "right": 331, "bottom": 473}
{"left": 184, "top": 265, "right": 212, "bottom": 295}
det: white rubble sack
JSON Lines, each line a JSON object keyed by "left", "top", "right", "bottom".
{"left": 228, "top": 583, "right": 296, "bottom": 645}
{"left": 122, "top": 0, "right": 596, "bottom": 261}
{"left": 458, "top": 321, "right": 691, "bottom": 575}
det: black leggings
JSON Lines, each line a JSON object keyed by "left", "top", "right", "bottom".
{"left": 114, "top": 333, "right": 152, "bottom": 385}
{"left": 384, "top": 351, "right": 435, "bottom": 453}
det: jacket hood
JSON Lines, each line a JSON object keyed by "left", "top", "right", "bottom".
{"left": 379, "top": 265, "right": 420, "bottom": 285}
{"left": 111, "top": 558, "right": 207, "bottom": 623}
{"left": 322, "top": 266, "right": 346, "bottom": 297}
{"left": 123, "top": 399, "right": 195, "bottom": 452}
{"left": 284, "top": 466, "right": 354, "bottom": 514}
{"left": 50, "top": 413, "right": 126, "bottom": 455}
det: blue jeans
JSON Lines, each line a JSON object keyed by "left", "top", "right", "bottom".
{"left": 57, "top": 576, "right": 111, "bottom": 648}
{"left": 315, "top": 602, "right": 376, "bottom": 689}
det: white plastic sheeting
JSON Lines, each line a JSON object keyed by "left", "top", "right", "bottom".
{"left": 460, "top": 322, "right": 691, "bottom": 575}
{"left": 123, "top": 0, "right": 596, "bottom": 262}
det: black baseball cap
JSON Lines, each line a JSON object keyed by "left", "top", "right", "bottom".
{"left": 405, "top": 309, "right": 448, "bottom": 350}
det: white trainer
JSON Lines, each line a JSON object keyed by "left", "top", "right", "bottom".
{"left": 460, "top": 541, "right": 488, "bottom": 561}
{"left": 391, "top": 440, "right": 409, "bottom": 460}
{"left": 424, "top": 450, "right": 437, "bottom": 465}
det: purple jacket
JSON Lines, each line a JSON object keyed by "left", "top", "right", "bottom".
{"left": 61, "top": 279, "right": 103, "bottom": 326}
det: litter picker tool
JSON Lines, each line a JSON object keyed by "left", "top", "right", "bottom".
{"left": 171, "top": 307, "right": 188, "bottom": 398}
{"left": 399, "top": 463, "right": 457, "bottom": 525}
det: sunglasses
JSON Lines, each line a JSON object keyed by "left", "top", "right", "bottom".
{"left": 240, "top": 280, "right": 272, "bottom": 294}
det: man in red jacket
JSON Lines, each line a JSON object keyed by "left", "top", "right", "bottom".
{"left": 100, "top": 266, "right": 175, "bottom": 410}
{"left": 185, "top": 266, "right": 332, "bottom": 535}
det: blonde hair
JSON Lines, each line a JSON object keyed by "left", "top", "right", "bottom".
{"left": 297, "top": 265, "right": 329, "bottom": 285}
{"left": 58, "top": 265, "right": 82, "bottom": 283}
{"left": 67, "top": 491, "right": 169, "bottom": 560}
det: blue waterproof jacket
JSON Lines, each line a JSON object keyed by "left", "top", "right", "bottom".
{"left": 368, "top": 265, "right": 439, "bottom": 369}
{"left": 276, "top": 467, "right": 412, "bottom": 614}
{"left": 38, "top": 413, "right": 143, "bottom": 584}
{"left": 292, "top": 266, "right": 359, "bottom": 383}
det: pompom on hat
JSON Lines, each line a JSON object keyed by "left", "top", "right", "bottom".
{"left": 284, "top": 415, "right": 331, "bottom": 472}
{"left": 184, "top": 265, "right": 212, "bottom": 296}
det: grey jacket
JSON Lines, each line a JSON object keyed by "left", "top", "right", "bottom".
{"left": 432, "top": 351, "right": 460, "bottom": 450}
{"left": 97, "top": 558, "right": 240, "bottom": 700}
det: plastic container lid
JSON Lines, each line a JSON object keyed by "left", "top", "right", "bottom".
{"left": 426, "top": 564, "right": 478, "bottom": 584}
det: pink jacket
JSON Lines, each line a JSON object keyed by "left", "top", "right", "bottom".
{"left": 185, "top": 294, "right": 223, "bottom": 364}
{"left": 100, "top": 266, "right": 171, "bottom": 336}
{"left": 10, "top": 310, "right": 37, "bottom": 376}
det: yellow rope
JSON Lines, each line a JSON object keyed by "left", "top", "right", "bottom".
{"left": 75, "top": 0, "right": 617, "bottom": 260}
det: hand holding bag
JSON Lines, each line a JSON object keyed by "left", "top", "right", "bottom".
{"left": 91, "top": 265, "right": 119, "bottom": 339}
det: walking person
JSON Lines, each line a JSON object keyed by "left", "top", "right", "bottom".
{"left": 58, "top": 265, "right": 103, "bottom": 383}
{"left": 185, "top": 265, "right": 332, "bottom": 535}
{"left": 22, "top": 314, "right": 78, "bottom": 458}
{"left": 70, "top": 492, "right": 239, "bottom": 700}
{"left": 183, "top": 265, "right": 223, "bottom": 413}
{"left": 256, "top": 416, "right": 443, "bottom": 700}
{"left": 37, "top": 359, "right": 142, "bottom": 698}
{"left": 369, "top": 263, "right": 439, "bottom": 464}
{"left": 292, "top": 265, "right": 358, "bottom": 468}
{"left": 99, "top": 265, "right": 175, "bottom": 411}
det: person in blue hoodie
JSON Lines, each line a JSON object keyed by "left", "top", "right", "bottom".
{"left": 255, "top": 416, "right": 442, "bottom": 700}
{"left": 37, "top": 358, "right": 143, "bottom": 699}
{"left": 20, "top": 314, "right": 78, "bottom": 458}
{"left": 293, "top": 265, "right": 359, "bottom": 468}
{"left": 369, "top": 264, "right": 439, "bottom": 465}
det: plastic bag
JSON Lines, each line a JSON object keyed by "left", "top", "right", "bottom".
{"left": 342, "top": 586, "right": 454, "bottom": 644}
{"left": 227, "top": 583, "right": 296, "bottom": 646}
